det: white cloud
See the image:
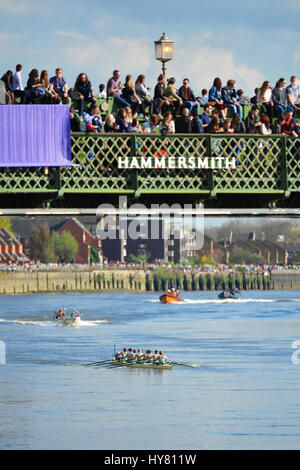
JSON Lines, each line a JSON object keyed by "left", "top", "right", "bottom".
{"left": 65, "top": 36, "right": 153, "bottom": 77}
{"left": 0, "top": 0, "right": 29, "bottom": 14}
{"left": 92, "top": 15, "right": 115, "bottom": 30}
{"left": 168, "top": 37, "right": 265, "bottom": 95}
{"left": 0, "top": 31, "right": 20, "bottom": 41}
{"left": 53, "top": 30, "right": 89, "bottom": 41}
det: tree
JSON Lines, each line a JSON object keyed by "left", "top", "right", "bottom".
{"left": 90, "top": 244, "right": 100, "bottom": 263}
{"left": 229, "top": 246, "right": 264, "bottom": 264}
{"left": 287, "top": 225, "right": 300, "bottom": 242}
{"left": 0, "top": 217, "right": 14, "bottom": 234}
{"left": 54, "top": 231, "right": 78, "bottom": 263}
{"left": 127, "top": 253, "right": 148, "bottom": 265}
{"left": 31, "top": 223, "right": 57, "bottom": 263}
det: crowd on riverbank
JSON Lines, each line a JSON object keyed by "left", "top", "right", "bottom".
{"left": 1, "top": 65, "right": 300, "bottom": 136}
{"left": 1, "top": 261, "right": 300, "bottom": 274}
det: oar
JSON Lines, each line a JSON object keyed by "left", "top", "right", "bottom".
{"left": 170, "top": 361, "right": 204, "bottom": 368}
{"left": 85, "top": 359, "right": 112, "bottom": 366}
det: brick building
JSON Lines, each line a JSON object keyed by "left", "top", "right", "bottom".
{"left": 52, "top": 218, "right": 102, "bottom": 264}
{"left": 0, "top": 228, "right": 29, "bottom": 264}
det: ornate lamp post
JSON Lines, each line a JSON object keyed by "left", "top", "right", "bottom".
{"left": 154, "top": 33, "right": 174, "bottom": 76}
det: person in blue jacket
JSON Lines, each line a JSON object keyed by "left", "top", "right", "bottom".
{"left": 221, "top": 79, "right": 242, "bottom": 119}
{"left": 208, "top": 77, "right": 227, "bottom": 120}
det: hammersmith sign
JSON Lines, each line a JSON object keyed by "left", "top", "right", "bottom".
{"left": 118, "top": 156, "right": 236, "bottom": 169}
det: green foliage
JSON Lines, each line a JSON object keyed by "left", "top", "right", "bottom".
{"left": 0, "top": 217, "right": 14, "bottom": 234}
{"left": 198, "top": 255, "right": 217, "bottom": 266}
{"left": 54, "top": 231, "right": 78, "bottom": 263}
{"left": 230, "top": 246, "right": 265, "bottom": 265}
{"left": 90, "top": 244, "right": 100, "bottom": 263}
{"left": 127, "top": 254, "right": 148, "bottom": 265}
{"left": 31, "top": 223, "right": 57, "bottom": 263}
{"left": 31, "top": 225, "right": 78, "bottom": 263}
{"left": 288, "top": 225, "right": 300, "bottom": 242}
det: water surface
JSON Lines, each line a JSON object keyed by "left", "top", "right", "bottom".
{"left": 0, "top": 290, "right": 300, "bottom": 449}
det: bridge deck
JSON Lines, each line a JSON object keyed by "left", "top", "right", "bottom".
{"left": 0, "top": 133, "right": 299, "bottom": 208}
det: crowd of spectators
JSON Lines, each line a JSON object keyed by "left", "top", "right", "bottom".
{"left": 1, "top": 261, "right": 300, "bottom": 274}
{"left": 1, "top": 64, "right": 300, "bottom": 136}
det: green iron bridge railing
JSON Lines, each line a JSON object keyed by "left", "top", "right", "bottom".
{"left": 0, "top": 133, "right": 299, "bottom": 209}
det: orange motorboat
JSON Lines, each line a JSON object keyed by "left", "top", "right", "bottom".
{"left": 159, "top": 289, "right": 184, "bottom": 304}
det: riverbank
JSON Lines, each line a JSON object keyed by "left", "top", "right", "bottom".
{"left": 0, "top": 269, "right": 300, "bottom": 295}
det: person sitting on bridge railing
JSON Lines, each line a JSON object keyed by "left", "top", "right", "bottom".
{"left": 49, "top": 68, "right": 71, "bottom": 105}
{"left": 71, "top": 72, "right": 96, "bottom": 116}
{"left": 208, "top": 77, "right": 227, "bottom": 120}
{"left": 121, "top": 74, "right": 142, "bottom": 115}
{"left": 107, "top": 69, "right": 130, "bottom": 109}
{"left": 24, "top": 69, "right": 45, "bottom": 104}
{"left": 272, "top": 78, "right": 292, "bottom": 117}
{"left": 40, "top": 70, "right": 60, "bottom": 104}
{"left": 221, "top": 79, "right": 242, "bottom": 119}
{"left": 1, "top": 70, "right": 14, "bottom": 104}
{"left": 286, "top": 76, "right": 300, "bottom": 117}
{"left": 12, "top": 64, "right": 25, "bottom": 104}
{"left": 153, "top": 74, "right": 170, "bottom": 119}
{"left": 164, "top": 77, "right": 183, "bottom": 116}
{"left": 135, "top": 74, "right": 153, "bottom": 117}
{"left": 256, "top": 81, "right": 274, "bottom": 121}
{"left": 178, "top": 78, "right": 200, "bottom": 116}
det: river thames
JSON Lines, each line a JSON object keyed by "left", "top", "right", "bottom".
{"left": 0, "top": 290, "right": 300, "bottom": 450}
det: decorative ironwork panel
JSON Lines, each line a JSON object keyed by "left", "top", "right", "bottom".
{"left": 211, "top": 136, "right": 284, "bottom": 192}
{"left": 286, "top": 138, "right": 300, "bottom": 191}
{"left": 134, "top": 135, "right": 210, "bottom": 192}
{"left": 60, "top": 134, "right": 135, "bottom": 193}
{"left": 0, "top": 134, "right": 299, "bottom": 197}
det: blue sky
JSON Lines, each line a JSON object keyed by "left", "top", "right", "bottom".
{"left": 1, "top": 0, "right": 300, "bottom": 96}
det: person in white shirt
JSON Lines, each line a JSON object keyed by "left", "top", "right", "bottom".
{"left": 12, "top": 64, "right": 25, "bottom": 103}
{"left": 159, "top": 111, "right": 175, "bottom": 135}
{"left": 286, "top": 75, "right": 300, "bottom": 115}
{"left": 256, "top": 80, "right": 274, "bottom": 121}
{"left": 97, "top": 83, "right": 106, "bottom": 99}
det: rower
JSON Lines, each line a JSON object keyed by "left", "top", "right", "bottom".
{"left": 115, "top": 348, "right": 123, "bottom": 360}
{"left": 158, "top": 350, "right": 169, "bottom": 364}
{"left": 136, "top": 349, "right": 144, "bottom": 362}
{"left": 127, "top": 348, "right": 135, "bottom": 361}
{"left": 145, "top": 349, "right": 153, "bottom": 363}
{"left": 153, "top": 350, "right": 159, "bottom": 362}
{"left": 121, "top": 347, "right": 128, "bottom": 360}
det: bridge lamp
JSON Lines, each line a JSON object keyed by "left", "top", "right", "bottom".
{"left": 154, "top": 33, "right": 174, "bottom": 76}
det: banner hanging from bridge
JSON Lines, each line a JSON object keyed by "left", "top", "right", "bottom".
{"left": 0, "top": 105, "right": 72, "bottom": 167}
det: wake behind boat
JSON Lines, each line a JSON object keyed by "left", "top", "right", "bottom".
{"left": 52, "top": 307, "right": 81, "bottom": 326}
{"left": 159, "top": 289, "right": 184, "bottom": 304}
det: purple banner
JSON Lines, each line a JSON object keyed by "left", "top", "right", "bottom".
{"left": 0, "top": 104, "right": 72, "bottom": 167}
